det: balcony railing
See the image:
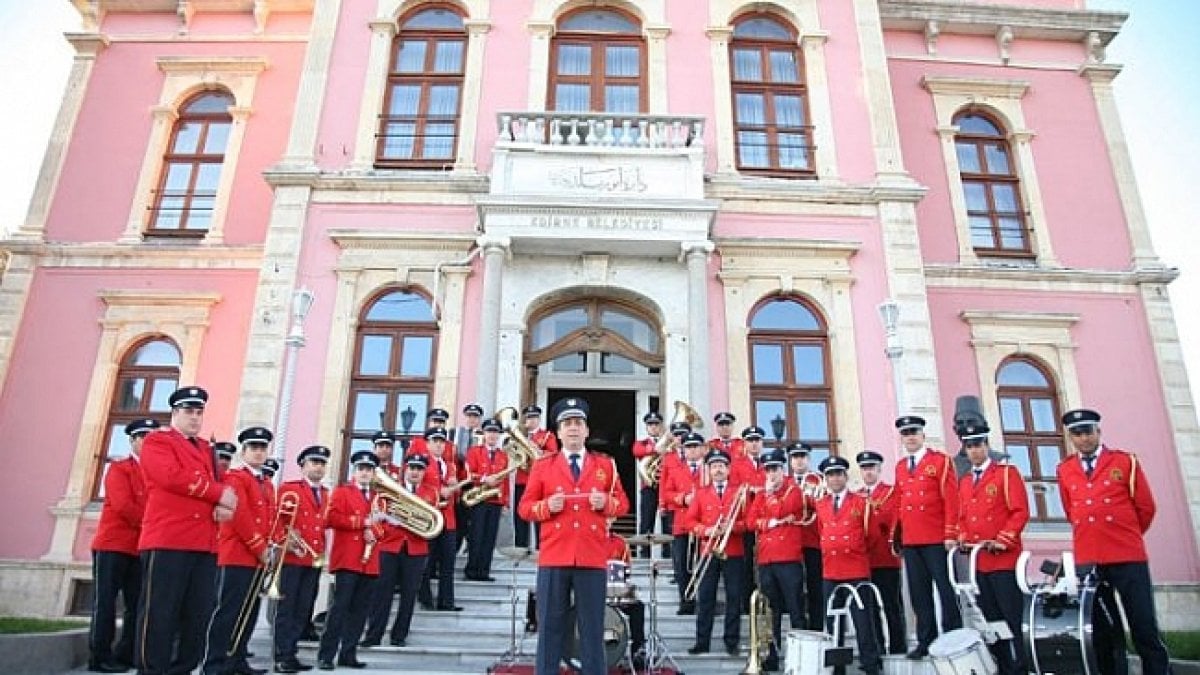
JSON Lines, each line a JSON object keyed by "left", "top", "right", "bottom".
{"left": 497, "top": 111, "right": 704, "bottom": 150}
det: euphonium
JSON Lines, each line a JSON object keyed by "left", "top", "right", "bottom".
{"left": 462, "top": 407, "right": 538, "bottom": 507}
{"left": 371, "top": 467, "right": 445, "bottom": 539}
{"left": 743, "top": 587, "right": 774, "bottom": 674}
{"left": 636, "top": 400, "right": 703, "bottom": 488}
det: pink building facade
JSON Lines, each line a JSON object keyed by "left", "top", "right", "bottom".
{"left": 2, "top": 0, "right": 1198, "bottom": 626}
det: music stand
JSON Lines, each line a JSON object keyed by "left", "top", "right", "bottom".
{"left": 496, "top": 546, "right": 536, "bottom": 665}
{"left": 641, "top": 558, "right": 681, "bottom": 674}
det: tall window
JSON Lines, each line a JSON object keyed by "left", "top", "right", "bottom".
{"left": 996, "top": 357, "right": 1064, "bottom": 522}
{"left": 730, "top": 14, "right": 813, "bottom": 175}
{"left": 549, "top": 8, "right": 645, "bottom": 113}
{"left": 148, "top": 91, "right": 233, "bottom": 236}
{"left": 955, "top": 111, "right": 1030, "bottom": 255}
{"left": 376, "top": 6, "right": 467, "bottom": 166}
{"left": 748, "top": 296, "right": 835, "bottom": 466}
{"left": 93, "top": 338, "right": 181, "bottom": 499}
{"left": 344, "top": 289, "right": 438, "bottom": 473}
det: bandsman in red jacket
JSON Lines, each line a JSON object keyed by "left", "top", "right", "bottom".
{"left": 464, "top": 416, "right": 509, "bottom": 581}
{"left": 215, "top": 441, "right": 235, "bottom": 474}
{"left": 371, "top": 455, "right": 438, "bottom": 647}
{"left": 632, "top": 410, "right": 667, "bottom": 558}
{"left": 272, "top": 445, "right": 330, "bottom": 674}
{"left": 816, "top": 455, "right": 883, "bottom": 675}
{"left": 658, "top": 425, "right": 705, "bottom": 615}
{"left": 856, "top": 450, "right": 907, "bottom": 656}
{"left": 683, "top": 444, "right": 747, "bottom": 657}
{"left": 317, "top": 450, "right": 387, "bottom": 670}
{"left": 404, "top": 407, "right": 451, "bottom": 459}
{"left": 894, "top": 415, "right": 962, "bottom": 658}
{"left": 518, "top": 397, "right": 629, "bottom": 675}
{"left": 1057, "top": 408, "right": 1171, "bottom": 675}
{"left": 731, "top": 425, "right": 769, "bottom": 611}
{"left": 203, "top": 425, "right": 277, "bottom": 675}
{"left": 955, "top": 422, "right": 1029, "bottom": 675}
{"left": 418, "top": 427, "right": 465, "bottom": 612}
{"left": 708, "top": 411, "right": 746, "bottom": 458}
{"left": 789, "top": 441, "right": 826, "bottom": 629}
{"left": 514, "top": 404, "right": 559, "bottom": 549}
{"left": 89, "top": 417, "right": 156, "bottom": 673}
{"left": 135, "top": 386, "right": 237, "bottom": 675}
{"left": 362, "top": 429, "right": 408, "bottom": 647}
{"left": 746, "top": 448, "right": 806, "bottom": 672}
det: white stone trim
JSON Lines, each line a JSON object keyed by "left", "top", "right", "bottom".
{"left": 121, "top": 56, "right": 268, "bottom": 245}
{"left": 43, "top": 290, "right": 220, "bottom": 562}
{"left": 921, "top": 75, "right": 1056, "bottom": 266}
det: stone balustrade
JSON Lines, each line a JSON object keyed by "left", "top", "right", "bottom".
{"left": 496, "top": 111, "right": 705, "bottom": 150}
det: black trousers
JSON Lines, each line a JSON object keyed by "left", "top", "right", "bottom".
{"left": 1092, "top": 562, "right": 1173, "bottom": 675}
{"left": 466, "top": 502, "right": 501, "bottom": 578}
{"left": 273, "top": 564, "right": 320, "bottom": 661}
{"left": 536, "top": 566, "right": 606, "bottom": 675}
{"left": 695, "top": 555, "right": 744, "bottom": 650}
{"left": 455, "top": 500, "right": 471, "bottom": 552}
{"left": 317, "top": 571, "right": 376, "bottom": 664}
{"left": 513, "top": 483, "right": 532, "bottom": 548}
{"left": 903, "top": 544, "right": 962, "bottom": 648}
{"left": 364, "top": 551, "right": 402, "bottom": 642}
{"left": 758, "top": 561, "right": 805, "bottom": 661}
{"left": 419, "top": 529, "right": 457, "bottom": 608}
{"left": 671, "top": 534, "right": 693, "bottom": 608}
{"left": 742, "top": 533, "right": 758, "bottom": 609}
{"left": 803, "top": 547, "right": 824, "bottom": 629}
{"left": 135, "top": 549, "right": 217, "bottom": 675}
{"left": 976, "top": 570, "right": 1026, "bottom": 675}
{"left": 90, "top": 550, "right": 140, "bottom": 666}
{"left": 390, "top": 552, "right": 427, "bottom": 642}
{"left": 870, "top": 566, "right": 907, "bottom": 654}
{"left": 824, "top": 579, "right": 883, "bottom": 674}
{"left": 203, "top": 564, "right": 263, "bottom": 675}
{"left": 636, "top": 487, "right": 661, "bottom": 558}
{"left": 612, "top": 598, "right": 646, "bottom": 654}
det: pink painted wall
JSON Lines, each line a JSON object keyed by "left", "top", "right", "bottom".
{"left": 0, "top": 268, "right": 258, "bottom": 560}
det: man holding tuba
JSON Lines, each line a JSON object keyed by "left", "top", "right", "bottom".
{"left": 202, "top": 426, "right": 277, "bottom": 675}
{"left": 417, "top": 427, "right": 464, "bottom": 612}
{"left": 464, "top": 416, "right": 509, "bottom": 581}
{"left": 361, "top": 430, "right": 406, "bottom": 647}
{"left": 631, "top": 410, "right": 666, "bottom": 558}
{"left": 272, "top": 445, "right": 330, "bottom": 674}
{"left": 514, "top": 404, "right": 559, "bottom": 550}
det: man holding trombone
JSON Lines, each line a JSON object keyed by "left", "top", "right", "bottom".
{"left": 203, "top": 426, "right": 277, "bottom": 675}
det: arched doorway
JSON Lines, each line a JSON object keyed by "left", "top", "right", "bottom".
{"left": 524, "top": 295, "right": 663, "bottom": 528}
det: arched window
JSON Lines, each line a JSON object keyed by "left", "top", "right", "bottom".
{"left": 549, "top": 8, "right": 645, "bottom": 113}
{"left": 528, "top": 299, "right": 661, "bottom": 375}
{"left": 955, "top": 110, "right": 1030, "bottom": 255}
{"left": 748, "top": 296, "right": 835, "bottom": 465}
{"left": 377, "top": 5, "right": 467, "bottom": 166}
{"left": 343, "top": 289, "right": 439, "bottom": 473}
{"left": 730, "top": 13, "right": 813, "bottom": 175}
{"left": 148, "top": 91, "right": 233, "bottom": 236}
{"left": 996, "top": 357, "right": 1064, "bottom": 522}
{"left": 93, "top": 338, "right": 181, "bottom": 499}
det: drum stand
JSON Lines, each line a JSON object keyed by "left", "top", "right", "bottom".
{"left": 497, "top": 557, "right": 531, "bottom": 665}
{"left": 639, "top": 560, "right": 681, "bottom": 674}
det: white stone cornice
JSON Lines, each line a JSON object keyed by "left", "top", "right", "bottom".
{"left": 1078, "top": 63, "right": 1123, "bottom": 85}
{"left": 921, "top": 75, "right": 1029, "bottom": 100}
{"left": 99, "top": 289, "right": 222, "bottom": 312}
{"left": 644, "top": 24, "right": 670, "bottom": 40}
{"left": 328, "top": 230, "right": 476, "bottom": 252}
{"left": 960, "top": 310, "right": 1079, "bottom": 332}
{"left": 925, "top": 262, "right": 1179, "bottom": 293}
{"left": 464, "top": 19, "right": 492, "bottom": 35}
{"left": 0, "top": 241, "right": 263, "bottom": 269}
{"left": 879, "top": 0, "right": 1126, "bottom": 45}
{"left": 157, "top": 55, "right": 269, "bottom": 75}
{"left": 705, "top": 175, "right": 928, "bottom": 206}
{"left": 65, "top": 33, "right": 110, "bottom": 56}
{"left": 527, "top": 19, "right": 555, "bottom": 37}
{"left": 368, "top": 18, "right": 397, "bottom": 34}
{"left": 705, "top": 26, "right": 732, "bottom": 41}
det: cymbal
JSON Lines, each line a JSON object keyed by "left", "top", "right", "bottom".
{"left": 623, "top": 534, "right": 674, "bottom": 546}
{"left": 498, "top": 546, "right": 538, "bottom": 562}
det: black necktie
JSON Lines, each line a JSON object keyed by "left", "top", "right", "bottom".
{"left": 689, "top": 462, "right": 698, "bottom": 477}
{"left": 973, "top": 468, "right": 983, "bottom": 485}
{"left": 834, "top": 494, "right": 841, "bottom": 514}
{"left": 908, "top": 455, "right": 916, "bottom": 473}
{"left": 311, "top": 486, "right": 322, "bottom": 506}
{"left": 717, "top": 483, "right": 725, "bottom": 500}
{"left": 1083, "top": 456, "right": 1095, "bottom": 479}
{"left": 570, "top": 454, "right": 581, "bottom": 481}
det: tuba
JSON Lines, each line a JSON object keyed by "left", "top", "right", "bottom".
{"left": 461, "top": 407, "right": 539, "bottom": 507}
{"left": 371, "top": 467, "right": 445, "bottom": 539}
{"left": 637, "top": 400, "right": 703, "bottom": 488}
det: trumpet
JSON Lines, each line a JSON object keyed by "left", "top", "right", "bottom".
{"left": 637, "top": 400, "right": 703, "bottom": 488}
{"left": 371, "top": 467, "right": 445, "bottom": 539}
{"left": 684, "top": 484, "right": 750, "bottom": 601}
{"left": 798, "top": 472, "right": 828, "bottom": 526}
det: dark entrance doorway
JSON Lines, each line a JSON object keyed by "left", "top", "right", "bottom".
{"left": 547, "top": 388, "right": 637, "bottom": 533}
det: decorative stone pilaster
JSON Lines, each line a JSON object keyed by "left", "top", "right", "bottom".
{"left": 525, "top": 21, "right": 555, "bottom": 109}
{"left": 350, "top": 18, "right": 398, "bottom": 171}
{"left": 455, "top": 20, "right": 492, "bottom": 173}
{"left": 850, "top": 0, "right": 908, "bottom": 179}
{"left": 279, "top": 0, "right": 342, "bottom": 167}
{"left": 645, "top": 25, "right": 671, "bottom": 114}
{"left": 476, "top": 236, "right": 510, "bottom": 412}
{"left": 682, "top": 241, "right": 714, "bottom": 415}
{"left": 705, "top": 26, "right": 736, "bottom": 176}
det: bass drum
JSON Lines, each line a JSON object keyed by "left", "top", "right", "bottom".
{"left": 562, "top": 604, "right": 629, "bottom": 670}
{"left": 1023, "top": 584, "right": 1099, "bottom": 675}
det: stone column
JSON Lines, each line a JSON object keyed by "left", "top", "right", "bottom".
{"left": 705, "top": 26, "right": 736, "bottom": 175}
{"left": 476, "top": 235, "right": 510, "bottom": 412}
{"left": 280, "top": 0, "right": 343, "bottom": 166}
{"left": 683, "top": 241, "right": 714, "bottom": 415}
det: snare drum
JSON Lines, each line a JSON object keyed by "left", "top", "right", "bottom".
{"left": 606, "top": 559, "right": 631, "bottom": 599}
{"left": 928, "top": 628, "right": 996, "bottom": 675}
{"left": 783, "top": 629, "right": 834, "bottom": 675}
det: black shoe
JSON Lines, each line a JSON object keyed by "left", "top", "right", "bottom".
{"left": 906, "top": 646, "right": 929, "bottom": 660}
{"left": 275, "top": 661, "right": 302, "bottom": 674}
{"left": 725, "top": 644, "right": 740, "bottom": 656}
{"left": 687, "top": 644, "right": 709, "bottom": 655}
{"left": 389, "top": 638, "right": 406, "bottom": 647}
{"left": 482, "top": 575, "right": 496, "bottom": 582}
{"left": 88, "top": 662, "right": 130, "bottom": 673}
{"left": 437, "top": 604, "right": 463, "bottom": 612}
{"left": 763, "top": 657, "right": 780, "bottom": 672}
{"left": 337, "top": 658, "right": 368, "bottom": 669}
{"left": 317, "top": 662, "right": 334, "bottom": 672}
{"left": 359, "top": 637, "right": 381, "bottom": 648}
{"left": 676, "top": 604, "right": 695, "bottom": 616}
{"left": 418, "top": 601, "right": 435, "bottom": 611}
{"left": 232, "top": 665, "right": 268, "bottom": 675}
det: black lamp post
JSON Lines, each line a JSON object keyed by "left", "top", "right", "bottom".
{"left": 399, "top": 405, "right": 417, "bottom": 452}
{"left": 770, "top": 415, "right": 786, "bottom": 448}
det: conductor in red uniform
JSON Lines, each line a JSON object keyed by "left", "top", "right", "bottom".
{"left": 135, "top": 386, "right": 237, "bottom": 675}
{"left": 518, "top": 398, "right": 629, "bottom": 675}
{"left": 894, "top": 415, "right": 962, "bottom": 658}
{"left": 273, "top": 445, "right": 330, "bottom": 674}
{"left": 1057, "top": 408, "right": 1172, "bottom": 675}
{"left": 89, "top": 417, "right": 156, "bottom": 673}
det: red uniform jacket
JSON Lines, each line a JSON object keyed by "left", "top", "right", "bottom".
{"left": 138, "top": 428, "right": 226, "bottom": 553}
{"left": 465, "top": 444, "right": 510, "bottom": 506}
{"left": 816, "top": 491, "right": 877, "bottom": 581}
{"left": 656, "top": 450, "right": 687, "bottom": 510}
{"left": 421, "top": 453, "right": 462, "bottom": 531}
{"left": 659, "top": 456, "right": 704, "bottom": 535}
{"left": 1057, "top": 446, "right": 1155, "bottom": 565}
{"left": 92, "top": 457, "right": 147, "bottom": 555}
{"left": 277, "top": 479, "right": 328, "bottom": 568}
{"left": 217, "top": 467, "right": 278, "bottom": 568}
{"left": 708, "top": 436, "right": 746, "bottom": 458}
{"left": 684, "top": 482, "right": 747, "bottom": 558}
{"left": 606, "top": 534, "right": 631, "bottom": 565}
{"left": 732, "top": 455, "right": 766, "bottom": 489}
{"left": 326, "top": 483, "right": 386, "bottom": 575}
{"left": 632, "top": 436, "right": 660, "bottom": 460}
{"left": 957, "top": 462, "right": 1028, "bottom": 572}
{"left": 895, "top": 449, "right": 959, "bottom": 546}
{"left": 862, "top": 481, "right": 901, "bottom": 570}
{"left": 747, "top": 481, "right": 805, "bottom": 564}
{"left": 375, "top": 462, "right": 408, "bottom": 554}
{"left": 518, "top": 451, "right": 629, "bottom": 569}
{"left": 795, "top": 472, "right": 823, "bottom": 550}
{"left": 516, "top": 428, "right": 560, "bottom": 486}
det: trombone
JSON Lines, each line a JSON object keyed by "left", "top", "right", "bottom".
{"left": 684, "top": 484, "right": 750, "bottom": 601}
{"left": 227, "top": 490, "right": 296, "bottom": 656}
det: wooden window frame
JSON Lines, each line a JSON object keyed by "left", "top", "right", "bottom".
{"left": 729, "top": 16, "right": 815, "bottom": 178}
{"left": 548, "top": 8, "right": 647, "bottom": 113}
{"left": 996, "top": 357, "right": 1065, "bottom": 522}
{"left": 375, "top": 5, "right": 468, "bottom": 168}
{"left": 955, "top": 110, "right": 1032, "bottom": 257}
{"left": 146, "top": 92, "right": 233, "bottom": 238}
